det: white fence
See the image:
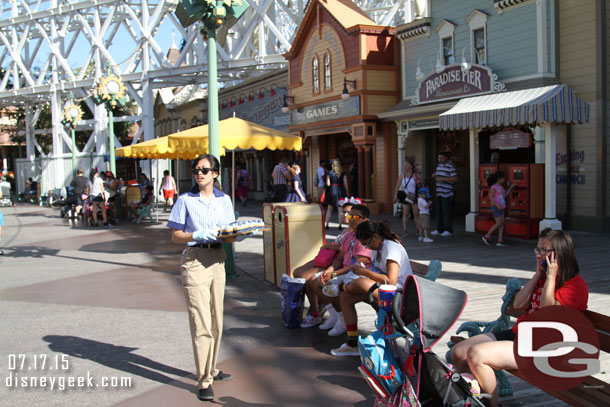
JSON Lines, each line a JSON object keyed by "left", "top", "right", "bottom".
{"left": 15, "top": 154, "right": 168, "bottom": 199}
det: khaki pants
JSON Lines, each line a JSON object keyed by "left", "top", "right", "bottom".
{"left": 180, "top": 246, "right": 226, "bottom": 389}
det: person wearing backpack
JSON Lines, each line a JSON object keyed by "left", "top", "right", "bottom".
{"left": 393, "top": 158, "right": 421, "bottom": 237}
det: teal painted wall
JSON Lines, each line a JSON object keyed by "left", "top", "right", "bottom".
{"left": 402, "top": 0, "right": 544, "bottom": 97}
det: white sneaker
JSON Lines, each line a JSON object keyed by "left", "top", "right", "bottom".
{"left": 300, "top": 314, "right": 322, "bottom": 328}
{"left": 330, "top": 343, "right": 360, "bottom": 356}
{"left": 430, "top": 230, "right": 440, "bottom": 236}
{"left": 418, "top": 236, "right": 423, "bottom": 242}
{"left": 441, "top": 231, "right": 453, "bottom": 237}
{"left": 423, "top": 237, "right": 433, "bottom": 243}
{"left": 320, "top": 303, "right": 332, "bottom": 317}
{"left": 319, "top": 307, "right": 339, "bottom": 330}
{"left": 322, "top": 284, "right": 340, "bottom": 297}
{"left": 328, "top": 315, "right": 346, "bottom": 336}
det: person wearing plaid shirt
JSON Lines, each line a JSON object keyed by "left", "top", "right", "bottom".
{"left": 272, "top": 157, "right": 291, "bottom": 202}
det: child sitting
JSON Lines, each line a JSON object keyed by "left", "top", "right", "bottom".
{"left": 417, "top": 187, "right": 433, "bottom": 243}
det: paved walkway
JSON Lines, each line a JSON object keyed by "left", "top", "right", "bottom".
{"left": 0, "top": 202, "right": 608, "bottom": 407}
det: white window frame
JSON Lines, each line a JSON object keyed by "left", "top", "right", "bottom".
{"left": 312, "top": 56, "right": 320, "bottom": 93}
{"left": 466, "top": 10, "right": 489, "bottom": 65}
{"left": 323, "top": 52, "right": 331, "bottom": 90}
{"left": 435, "top": 20, "right": 456, "bottom": 66}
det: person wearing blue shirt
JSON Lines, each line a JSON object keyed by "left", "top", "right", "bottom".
{"left": 167, "top": 154, "right": 236, "bottom": 402}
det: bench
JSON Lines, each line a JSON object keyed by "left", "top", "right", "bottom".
{"left": 447, "top": 278, "right": 610, "bottom": 406}
{"left": 367, "top": 259, "right": 442, "bottom": 311}
{"left": 135, "top": 202, "right": 154, "bottom": 223}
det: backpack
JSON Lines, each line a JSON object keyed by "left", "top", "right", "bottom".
{"left": 280, "top": 275, "right": 306, "bottom": 329}
{"left": 358, "top": 329, "right": 404, "bottom": 398}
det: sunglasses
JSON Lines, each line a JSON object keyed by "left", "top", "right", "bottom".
{"left": 347, "top": 213, "right": 364, "bottom": 221}
{"left": 192, "top": 167, "right": 217, "bottom": 175}
{"left": 534, "top": 248, "right": 555, "bottom": 256}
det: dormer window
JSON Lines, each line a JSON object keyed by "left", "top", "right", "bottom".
{"left": 312, "top": 56, "right": 320, "bottom": 93}
{"left": 435, "top": 20, "right": 456, "bottom": 67}
{"left": 466, "top": 10, "right": 489, "bottom": 65}
{"left": 442, "top": 37, "right": 454, "bottom": 65}
{"left": 324, "top": 53, "right": 331, "bottom": 90}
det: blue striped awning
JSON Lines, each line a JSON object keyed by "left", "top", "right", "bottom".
{"left": 439, "top": 85, "right": 589, "bottom": 131}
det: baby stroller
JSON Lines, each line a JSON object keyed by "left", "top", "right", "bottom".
{"left": 59, "top": 186, "right": 77, "bottom": 218}
{"left": 358, "top": 275, "right": 486, "bottom": 407}
{"left": 0, "top": 183, "right": 12, "bottom": 207}
{"left": 84, "top": 197, "right": 113, "bottom": 226}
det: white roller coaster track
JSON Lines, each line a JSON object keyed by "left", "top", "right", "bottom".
{"left": 0, "top": 0, "right": 418, "bottom": 189}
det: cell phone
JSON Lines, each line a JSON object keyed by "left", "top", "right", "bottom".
{"left": 540, "top": 259, "right": 547, "bottom": 271}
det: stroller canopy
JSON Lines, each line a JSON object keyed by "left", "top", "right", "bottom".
{"left": 396, "top": 275, "right": 467, "bottom": 352}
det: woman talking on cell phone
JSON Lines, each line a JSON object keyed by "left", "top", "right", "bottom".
{"left": 450, "top": 228, "right": 588, "bottom": 407}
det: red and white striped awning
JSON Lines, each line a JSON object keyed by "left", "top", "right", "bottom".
{"left": 439, "top": 85, "right": 589, "bottom": 131}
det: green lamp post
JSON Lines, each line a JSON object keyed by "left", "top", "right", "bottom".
{"left": 176, "top": 0, "right": 249, "bottom": 169}
{"left": 176, "top": 1, "right": 249, "bottom": 279}
{"left": 93, "top": 69, "right": 127, "bottom": 175}
{"left": 61, "top": 94, "right": 84, "bottom": 175}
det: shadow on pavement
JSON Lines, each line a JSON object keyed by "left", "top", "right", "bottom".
{"left": 43, "top": 335, "right": 194, "bottom": 391}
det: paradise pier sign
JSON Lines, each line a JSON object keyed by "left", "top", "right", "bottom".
{"left": 413, "top": 63, "right": 505, "bottom": 105}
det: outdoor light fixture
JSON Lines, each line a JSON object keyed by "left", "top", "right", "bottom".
{"left": 93, "top": 69, "right": 127, "bottom": 174}
{"left": 62, "top": 95, "right": 84, "bottom": 175}
{"left": 415, "top": 57, "right": 426, "bottom": 81}
{"left": 460, "top": 47, "right": 471, "bottom": 73}
{"left": 281, "top": 95, "right": 295, "bottom": 113}
{"left": 341, "top": 77, "right": 357, "bottom": 101}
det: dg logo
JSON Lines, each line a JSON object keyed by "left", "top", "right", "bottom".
{"left": 514, "top": 305, "right": 600, "bottom": 391}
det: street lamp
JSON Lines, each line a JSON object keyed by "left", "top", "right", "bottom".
{"left": 341, "top": 77, "right": 357, "bottom": 101}
{"left": 61, "top": 94, "right": 84, "bottom": 175}
{"left": 93, "top": 71, "right": 126, "bottom": 175}
{"left": 176, "top": 0, "right": 249, "bottom": 174}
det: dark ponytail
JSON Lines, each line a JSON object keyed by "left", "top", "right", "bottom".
{"left": 356, "top": 220, "right": 401, "bottom": 245}
{"left": 486, "top": 170, "right": 505, "bottom": 187}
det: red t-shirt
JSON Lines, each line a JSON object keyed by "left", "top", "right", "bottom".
{"left": 512, "top": 274, "right": 588, "bottom": 333}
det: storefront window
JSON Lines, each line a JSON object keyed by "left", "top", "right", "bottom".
{"left": 324, "top": 53, "right": 331, "bottom": 90}
{"left": 312, "top": 56, "right": 319, "bottom": 93}
{"left": 473, "top": 28, "right": 486, "bottom": 65}
{"left": 442, "top": 37, "right": 454, "bottom": 65}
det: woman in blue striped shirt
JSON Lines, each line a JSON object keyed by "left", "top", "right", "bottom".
{"left": 167, "top": 154, "right": 236, "bottom": 402}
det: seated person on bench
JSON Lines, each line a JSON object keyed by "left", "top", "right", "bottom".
{"left": 24, "top": 177, "right": 38, "bottom": 202}
{"left": 320, "top": 220, "right": 412, "bottom": 357}
{"left": 303, "top": 204, "right": 372, "bottom": 337}
{"left": 295, "top": 200, "right": 356, "bottom": 327}
{"left": 450, "top": 228, "right": 588, "bottom": 407}
{"left": 129, "top": 185, "right": 153, "bottom": 221}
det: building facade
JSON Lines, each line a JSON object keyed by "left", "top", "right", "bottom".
{"left": 284, "top": 0, "right": 400, "bottom": 214}
{"left": 380, "top": 0, "right": 608, "bottom": 233}
{"left": 153, "top": 68, "right": 291, "bottom": 198}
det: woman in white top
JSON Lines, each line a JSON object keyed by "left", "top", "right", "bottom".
{"left": 323, "top": 220, "right": 413, "bottom": 356}
{"left": 160, "top": 170, "right": 177, "bottom": 212}
{"left": 393, "top": 158, "right": 421, "bottom": 237}
{"left": 89, "top": 169, "right": 108, "bottom": 227}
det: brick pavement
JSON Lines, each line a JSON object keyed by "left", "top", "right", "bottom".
{"left": 0, "top": 201, "right": 608, "bottom": 407}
